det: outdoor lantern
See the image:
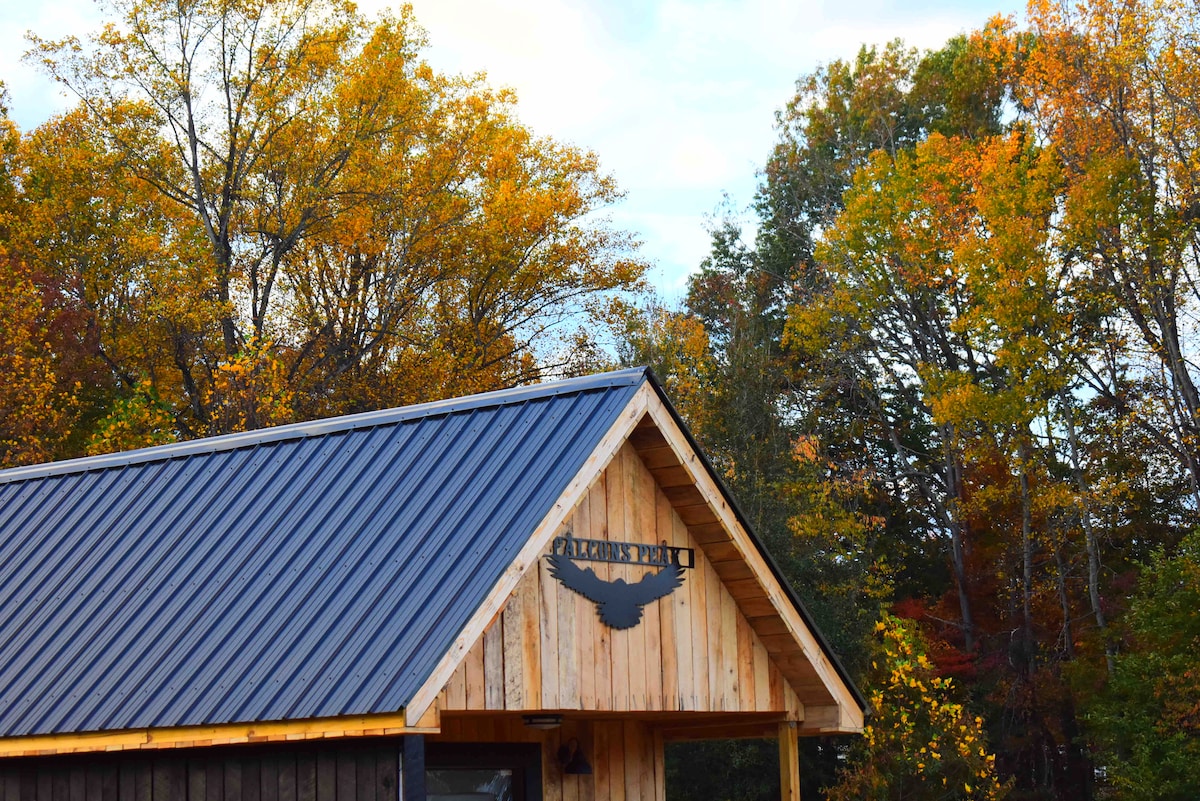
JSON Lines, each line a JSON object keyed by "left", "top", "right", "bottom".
{"left": 521, "top": 714, "right": 563, "bottom": 730}
{"left": 557, "top": 738, "right": 592, "bottom": 775}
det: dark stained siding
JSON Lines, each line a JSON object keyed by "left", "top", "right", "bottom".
{"left": 0, "top": 740, "right": 399, "bottom": 801}
{"left": 0, "top": 369, "right": 646, "bottom": 739}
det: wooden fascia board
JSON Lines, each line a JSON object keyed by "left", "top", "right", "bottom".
{"left": 642, "top": 394, "right": 865, "bottom": 733}
{"left": 799, "top": 703, "right": 860, "bottom": 733}
{"left": 0, "top": 705, "right": 440, "bottom": 759}
{"left": 403, "top": 383, "right": 654, "bottom": 727}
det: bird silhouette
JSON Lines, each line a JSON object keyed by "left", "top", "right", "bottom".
{"left": 547, "top": 552, "right": 684, "bottom": 629}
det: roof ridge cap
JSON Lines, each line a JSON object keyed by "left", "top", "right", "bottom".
{"left": 0, "top": 367, "right": 649, "bottom": 485}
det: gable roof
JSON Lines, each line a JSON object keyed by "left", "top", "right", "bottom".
{"left": 0, "top": 367, "right": 865, "bottom": 753}
{"left": 0, "top": 370, "right": 643, "bottom": 740}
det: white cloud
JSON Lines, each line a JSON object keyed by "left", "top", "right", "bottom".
{"left": 393, "top": 0, "right": 622, "bottom": 139}
{"left": 1, "top": 0, "right": 1027, "bottom": 295}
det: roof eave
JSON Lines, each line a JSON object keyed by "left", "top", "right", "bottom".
{"left": 638, "top": 367, "right": 869, "bottom": 715}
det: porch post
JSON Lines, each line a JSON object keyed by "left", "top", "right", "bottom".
{"left": 778, "top": 721, "right": 800, "bottom": 801}
{"left": 401, "top": 734, "right": 426, "bottom": 801}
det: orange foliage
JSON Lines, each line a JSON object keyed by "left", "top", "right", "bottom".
{"left": 18, "top": 0, "right": 645, "bottom": 442}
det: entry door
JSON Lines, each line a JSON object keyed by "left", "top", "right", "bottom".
{"left": 424, "top": 743, "right": 542, "bottom": 801}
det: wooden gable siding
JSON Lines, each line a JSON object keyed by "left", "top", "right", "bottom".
{"left": 630, "top": 405, "right": 860, "bottom": 732}
{"left": 438, "top": 442, "right": 803, "bottom": 719}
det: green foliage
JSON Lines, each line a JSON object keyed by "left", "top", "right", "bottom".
{"left": 665, "top": 740, "right": 779, "bottom": 801}
{"left": 1087, "top": 530, "right": 1200, "bottom": 800}
{"left": 85, "top": 381, "right": 176, "bottom": 456}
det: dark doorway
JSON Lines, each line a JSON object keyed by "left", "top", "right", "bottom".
{"left": 424, "top": 744, "right": 541, "bottom": 801}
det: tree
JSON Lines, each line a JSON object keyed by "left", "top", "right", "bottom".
{"left": 758, "top": 26, "right": 1011, "bottom": 276}
{"left": 656, "top": 6, "right": 1200, "bottom": 800}
{"left": 27, "top": 0, "right": 643, "bottom": 440}
{"left": 1087, "top": 530, "right": 1200, "bottom": 799}
{"left": 12, "top": 105, "right": 215, "bottom": 450}
{"left": 651, "top": 31, "right": 1019, "bottom": 800}
{"left": 0, "top": 85, "right": 78, "bottom": 467}
{"left": 0, "top": 254, "right": 77, "bottom": 469}
{"left": 1021, "top": 0, "right": 1200, "bottom": 510}
{"left": 757, "top": 15, "right": 1188, "bottom": 798}
{"left": 827, "top": 614, "right": 1008, "bottom": 801}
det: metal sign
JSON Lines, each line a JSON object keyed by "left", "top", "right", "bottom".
{"left": 546, "top": 532, "right": 693, "bottom": 630}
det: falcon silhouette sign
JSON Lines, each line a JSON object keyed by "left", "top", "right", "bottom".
{"left": 547, "top": 532, "right": 694, "bottom": 630}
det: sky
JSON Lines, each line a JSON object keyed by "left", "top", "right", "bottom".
{"left": 0, "top": 0, "right": 1027, "bottom": 299}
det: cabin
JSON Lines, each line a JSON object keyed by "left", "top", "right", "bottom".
{"left": 0, "top": 367, "right": 864, "bottom": 800}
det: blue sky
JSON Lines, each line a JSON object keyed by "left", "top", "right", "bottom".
{"left": 0, "top": 0, "right": 1026, "bottom": 298}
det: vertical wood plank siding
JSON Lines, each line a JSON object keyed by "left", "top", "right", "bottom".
{"left": 434, "top": 716, "right": 665, "bottom": 801}
{"left": 0, "top": 740, "right": 399, "bottom": 801}
{"left": 439, "top": 442, "right": 804, "bottom": 719}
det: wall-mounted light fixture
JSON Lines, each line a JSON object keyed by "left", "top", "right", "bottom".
{"left": 521, "top": 714, "right": 563, "bottom": 730}
{"left": 556, "top": 738, "right": 592, "bottom": 775}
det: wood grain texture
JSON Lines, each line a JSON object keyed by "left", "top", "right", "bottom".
{"left": 641, "top": 395, "right": 863, "bottom": 732}
{"left": 403, "top": 383, "right": 654, "bottom": 726}
{"left": 484, "top": 616, "right": 505, "bottom": 711}
{"left": 779, "top": 721, "right": 800, "bottom": 801}
{"left": 438, "top": 441, "right": 806, "bottom": 720}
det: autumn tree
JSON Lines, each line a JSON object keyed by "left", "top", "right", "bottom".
{"left": 1021, "top": 0, "right": 1200, "bottom": 510}
{"left": 758, "top": 29, "right": 1009, "bottom": 276}
{"left": 775, "top": 23, "right": 1018, "bottom": 658}
{"left": 659, "top": 6, "right": 1200, "bottom": 800}
{"left": 26, "top": 0, "right": 643, "bottom": 441}
{"left": 673, "top": 9, "right": 1200, "bottom": 798}
{"left": 11, "top": 105, "right": 214, "bottom": 451}
{"left": 630, "top": 35, "right": 1011, "bottom": 799}
{"left": 0, "top": 85, "right": 79, "bottom": 467}
{"left": 0, "top": 251, "right": 77, "bottom": 469}
{"left": 827, "top": 614, "right": 1008, "bottom": 801}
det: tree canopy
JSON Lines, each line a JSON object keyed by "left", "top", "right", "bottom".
{"left": 629, "top": 3, "right": 1200, "bottom": 799}
{"left": 2, "top": 0, "right": 643, "bottom": 460}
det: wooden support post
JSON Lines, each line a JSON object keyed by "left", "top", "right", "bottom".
{"left": 401, "top": 735, "right": 426, "bottom": 801}
{"left": 778, "top": 721, "right": 799, "bottom": 801}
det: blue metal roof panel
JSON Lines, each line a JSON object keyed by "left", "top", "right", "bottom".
{"left": 0, "top": 370, "right": 645, "bottom": 737}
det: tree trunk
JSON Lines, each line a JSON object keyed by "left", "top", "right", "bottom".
{"left": 1060, "top": 388, "right": 1114, "bottom": 675}
{"left": 1018, "top": 436, "right": 1035, "bottom": 676}
{"left": 1051, "top": 525, "right": 1074, "bottom": 661}
{"left": 944, "top": 426, "right": 975, "bottom": 652}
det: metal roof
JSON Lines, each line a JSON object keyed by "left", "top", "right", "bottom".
{"left": 0, "top": 368, "right": 646, "bottom": 737}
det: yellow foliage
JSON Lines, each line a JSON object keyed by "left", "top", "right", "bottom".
{"left": 21, "top": 0, "right": 645, "bottom": 438}
{"left": 206, "top": 338, "right": 296, "bottom": 434}
{"left": 0, "top": 255, "right": 76, "bottom": 468}
{"left": 827, "top": 614, "right": 1009, "bottom": 801}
